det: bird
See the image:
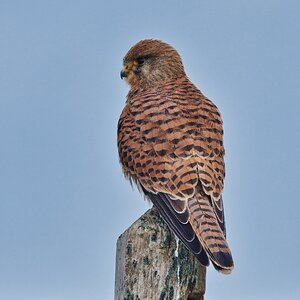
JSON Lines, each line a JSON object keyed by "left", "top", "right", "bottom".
{"left": 117, "top": 39, "right": 234, "bottom": 273}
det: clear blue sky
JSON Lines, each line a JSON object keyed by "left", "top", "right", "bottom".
{"left": 0, "top": 0, "right": 299, "bottom": 299}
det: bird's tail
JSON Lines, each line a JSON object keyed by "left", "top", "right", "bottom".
{"left": 142, "top": 186, "right": 233, "bottom": 273}
{"left": 188, "top": 192, "right": 234, "bottom": 273}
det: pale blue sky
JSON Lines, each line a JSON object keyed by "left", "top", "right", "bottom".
{"left": 0, "top": 0, "right": 299, "bottom": 299}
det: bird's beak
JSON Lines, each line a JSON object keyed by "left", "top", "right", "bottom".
{"left": 120, "top": 69, "right": 128, "bottom": 79}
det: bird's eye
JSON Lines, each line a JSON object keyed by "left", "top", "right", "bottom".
{"left": 137, "top": 57, "right": 145, "bottom": 64}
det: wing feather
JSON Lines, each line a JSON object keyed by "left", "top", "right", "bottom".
{"left": 142, "top": 187, "right": 209, "bottom": 266}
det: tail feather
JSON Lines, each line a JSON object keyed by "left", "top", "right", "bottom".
{"left": 188, "top": 192, "right": 234, "bottom": 272}
{"left": 141, "top": 186, "right": 233, "bottom": 272}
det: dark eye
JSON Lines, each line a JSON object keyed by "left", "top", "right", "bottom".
{"left": 137, "top": 57, "right": 145, "bottom": 64}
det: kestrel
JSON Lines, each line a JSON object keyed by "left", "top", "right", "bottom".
{"left": 118, "top": 39, "right": 234, "bottom": 273}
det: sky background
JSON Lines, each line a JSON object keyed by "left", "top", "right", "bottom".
{"left": 0, "top": 0, "right": 299, "bottom": 299}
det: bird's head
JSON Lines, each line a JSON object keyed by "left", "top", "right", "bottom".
{"left": 121, "top": 39, "right": 186, "bottom": 89}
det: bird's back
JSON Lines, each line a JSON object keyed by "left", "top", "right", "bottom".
{"left": 118, "top": 75, "right": 233, "bottom": 273}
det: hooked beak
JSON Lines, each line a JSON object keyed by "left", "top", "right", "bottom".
{"left": 120, "top": 69, "right": 127, "bottom": 79}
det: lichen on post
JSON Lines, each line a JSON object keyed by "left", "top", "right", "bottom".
{"left": 115, "top": 208, "right": 206, "bottom": 300}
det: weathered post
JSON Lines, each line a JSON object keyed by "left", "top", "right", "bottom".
{"left": 115, "top": 207, "right": 206, "bottom": 300}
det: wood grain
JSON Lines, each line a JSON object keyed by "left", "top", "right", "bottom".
{"left": 115, "top": 208, "right": 206, "bottom": 300}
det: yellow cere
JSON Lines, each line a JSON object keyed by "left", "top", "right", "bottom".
{"left": 133, "top": 60, "right": 139, "bottom": 65}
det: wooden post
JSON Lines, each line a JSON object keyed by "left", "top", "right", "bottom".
{"left": 115, "top": 207, "right": 206, "bottom": 300}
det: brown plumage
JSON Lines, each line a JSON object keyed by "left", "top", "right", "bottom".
{"left": 118, "top": 39, "right": 234, "bottom": 273}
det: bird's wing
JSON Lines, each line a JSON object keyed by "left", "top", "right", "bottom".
{"left": 141, "top": 187, "right": 210, "bottom": 266}
{"left": 118, "top": 77, "right": 233, "bottom": 271}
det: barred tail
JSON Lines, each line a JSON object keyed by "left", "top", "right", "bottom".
{"left": 188, "top": 192, "right": 234, "bottom": 273}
